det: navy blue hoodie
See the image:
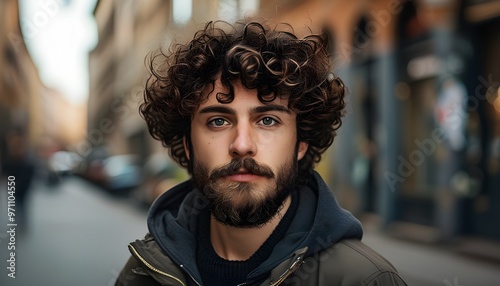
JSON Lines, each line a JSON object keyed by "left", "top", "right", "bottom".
{"left": 146, "top": 171, "right": 363, "bottom": 285}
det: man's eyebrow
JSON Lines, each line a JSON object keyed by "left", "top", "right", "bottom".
{"left": 252, "top": 105, "right": 291, "bottom": 114}
{"left": 198, "top": 104, "right": 291, "bottom": 115}
{"left": 198, "top": 106, "right": 236, "bottom": 115}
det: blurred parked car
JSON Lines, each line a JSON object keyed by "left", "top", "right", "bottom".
{"left": 74, "top": 146, "right": 109, "bottom": 185}
{"left": 101, "top": 154, "right": 142, "bottom": 194}
{"left": 75, "top": 147, "right": 142, "bottom": 195}
{"left": 47, "top": 151, "right": 82, "bottom": 184}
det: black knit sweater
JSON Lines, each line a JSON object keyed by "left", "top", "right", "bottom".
{"left": 196, "top": 190, "right": 299, "bottom": 286}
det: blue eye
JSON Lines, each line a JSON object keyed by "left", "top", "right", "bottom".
{"left": 209, "top": 118, "right": 227, "bottom": 127}
{"left": 260, "top": 117, "right": 277, "bottom": 126}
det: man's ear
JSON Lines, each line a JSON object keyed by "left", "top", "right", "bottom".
{"left": 297, "top": 141, "right": 308, "bottom": 160}
{"left": 183, "top": 136, "right": 190, "bottom": 161}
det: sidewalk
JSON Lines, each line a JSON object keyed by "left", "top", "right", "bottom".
{"left": 361, "top": 217, "right": 500, "bottom": 286}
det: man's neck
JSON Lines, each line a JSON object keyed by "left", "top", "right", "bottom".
{"left": 209, "top": 196, "right": 291, "bottom": 261}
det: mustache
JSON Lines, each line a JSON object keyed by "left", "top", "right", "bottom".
{"left": 209, "top": 158, "right": 275, "bottom": 180}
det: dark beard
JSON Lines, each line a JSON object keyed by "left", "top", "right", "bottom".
{"left": 192, "top": 155, "right": 298, "bottom": 228}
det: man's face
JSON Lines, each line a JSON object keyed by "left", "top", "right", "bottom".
{"left": 186, "top": 78, "right": 308, "bottom": 228}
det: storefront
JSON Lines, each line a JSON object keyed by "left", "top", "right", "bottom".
{"left": 387, "top": 0, "right": 500, "bottom": 242}
{"left": 383, "top": 0, "right": 471, "bottom": 240}
{"left": 461, "top": 1, "right": 500, "bottom": 240}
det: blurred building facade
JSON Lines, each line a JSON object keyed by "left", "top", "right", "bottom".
{"left": 0, "top": 0, "right": 44, "bottom": 169}
{"left": 88, "top": 0, "right": 500, "bottom": 247}
{"left": 1, "top": 0, "right": 89, "bottom": 176}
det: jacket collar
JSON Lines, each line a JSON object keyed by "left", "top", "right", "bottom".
{"left": 128, "top": 235, "right": 308, "bottom": 286}
{"left": 128, "top": 234, "right": 190, "bottom": 286}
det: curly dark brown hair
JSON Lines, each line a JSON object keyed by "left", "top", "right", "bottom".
{"left": 140, "top": 19, "right": 346, "bottom": 182}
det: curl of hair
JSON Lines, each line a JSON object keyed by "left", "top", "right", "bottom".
{"left": 140, "top": 19, "right": 346, "bottom": 183}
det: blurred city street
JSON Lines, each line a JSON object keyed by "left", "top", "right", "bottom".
{"left": 0, "top": 175, "right": 499, "bottom": 286}
{"left": 0, "top": 176, "right": 148, "bottom": 286}
{"left": 1, "top": 0, "right": 500, "bottom": 285}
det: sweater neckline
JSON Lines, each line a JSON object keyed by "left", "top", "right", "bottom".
{"left": 196, "top": 189, "right": 299, "bottom": 285}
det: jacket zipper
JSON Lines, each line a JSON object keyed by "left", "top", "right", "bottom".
{"left": 179, "top": 265, "right": 202, "bottom": 286}
{"left": 129, "top": 244, "right": 186, "bottom": 286}
{"left": 269, "top": 253, "right": 305, "bottom": 286}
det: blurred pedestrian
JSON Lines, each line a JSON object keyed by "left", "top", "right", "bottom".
{"left": 1, "top": 128, "right": 36, "bottom": 234}
{"left": 116, "top": 19, "right": 407, "bottom": 286}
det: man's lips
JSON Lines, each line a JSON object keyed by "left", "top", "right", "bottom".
{"left": 226, "top": 173, "right": 262, "bottom": 182}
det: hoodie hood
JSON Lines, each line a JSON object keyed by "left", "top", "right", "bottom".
{"left": 147, "top": 171, "right": 363, "bottom": 284}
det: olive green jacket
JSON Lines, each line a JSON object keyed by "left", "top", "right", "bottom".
{"left": 115, "top": 235, "right": 407, "bottom": 286}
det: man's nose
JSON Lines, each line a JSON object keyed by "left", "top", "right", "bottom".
{"left": 229, "top": 124, "right": 257, "bottom": 157}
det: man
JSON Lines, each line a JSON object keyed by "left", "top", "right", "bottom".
{"left": 116, "top": 19, "right": 407, "bottom": 286}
